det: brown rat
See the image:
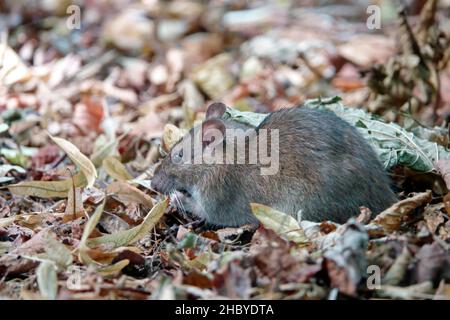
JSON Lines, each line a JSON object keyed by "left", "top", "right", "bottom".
{"left": 151, "top": 102, "right": 397, "bottom": 227}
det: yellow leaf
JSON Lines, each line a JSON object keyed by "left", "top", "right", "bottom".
{"left": 49, "top": 135, "right": 97, "bottom": 188}
{"left": 98, "top": 259, "right": 130, "bottom": 276}
{"left": 251, "top": 203, "right": 309, "bottom": 245}
{"left": 7, "top": 173, "right": 87, "bottom": 198}
{"left": 78, "top": 200, "right": 105, "bottom": 265}
{"left": 102, "top": 156, "right": 133, "bottom": 181}
{"left": 87, "top": 198, "right": 168, "bottom": 249}
{"left": 79, "top": 247, "right": 118, "bottom": 265}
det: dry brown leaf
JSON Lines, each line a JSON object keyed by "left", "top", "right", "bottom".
{"left": 131, "top": 111, "right": 165, "bottom": 140}
{"left": 413, "top": 242, "right": 449, "bottom": 284}
{"left": 106, "top": 181, "right": 153, "bottom": 209}
{"left": 436, "top": 159, "right": 450, "bottom": 190}
{"left": 73, "top": 99, "right": 104, "bottom": 134}
{"left": 64, "top": 186, "right": 85, "bottom": 221}
{"left": 25, "top": 230, "right": 74, "bottom": 269}
{"left": 369, "top": 191, "right": 432, "bottom": 233}
{"left": 383, "top": 246, "right": 412, "bottom": 285}
{"left": 251, "top": 203, "right": 308, "bottom": 245}
{"left": 323, "top": 221, "right": 369, "bottom": 296}
{"left": 338, "top": 34, "right": 395, "bottom": 67}
{"left": 90, "top": 139, "right": 119, "bottom": 168}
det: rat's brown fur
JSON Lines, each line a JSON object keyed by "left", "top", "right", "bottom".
{"left": 151, "top": 105, "right": 396, "bottom": 227}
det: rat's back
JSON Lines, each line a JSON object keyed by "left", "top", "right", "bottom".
{"left": 257, "top": 107, "right": 396, "bottom": 223}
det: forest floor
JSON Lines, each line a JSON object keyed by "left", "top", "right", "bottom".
{"left": 0, "top": 0, "right": 449, "bottom": 299}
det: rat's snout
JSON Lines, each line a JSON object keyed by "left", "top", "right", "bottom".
{"left": 151, "top": 170, "right": 177, "bottom": 195}
{"left": 151, "top": 172, "right": 165, "bottom": 193}
{"left": 151, "top": 169, "right": 191, "bottom": 198}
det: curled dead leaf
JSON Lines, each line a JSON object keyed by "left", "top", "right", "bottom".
{"left": 368, "top": 191, "right": 432, "bottom": 233}
{"left": 250, "top": 203, "right": 308, "bottom": 245}
{"left": 106, "top": 181, "right": 153, "bottom": 209}
{"left": 324, "top": 221, "right": 369, "bottom": 296}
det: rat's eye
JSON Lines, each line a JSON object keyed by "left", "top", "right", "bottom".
{"left": 171, "top": 147, "right": 184, "bottom": 164}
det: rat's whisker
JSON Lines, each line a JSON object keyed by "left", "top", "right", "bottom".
{"left": 178, "top": 197, "right": 187, "bottom": 217}
{"left": 171, "top": 191, "right": 187, "bottom": 217}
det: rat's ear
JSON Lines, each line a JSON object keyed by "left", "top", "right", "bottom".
{"left": 201, "top": 118, "right": 226, "bottom": 148}
{"left": 206, "top": 102, "right": 227, "bottom": 119}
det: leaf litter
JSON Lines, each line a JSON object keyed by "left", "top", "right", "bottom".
{"left": 0, "top": 0, "right": 449, "bottom": 300}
